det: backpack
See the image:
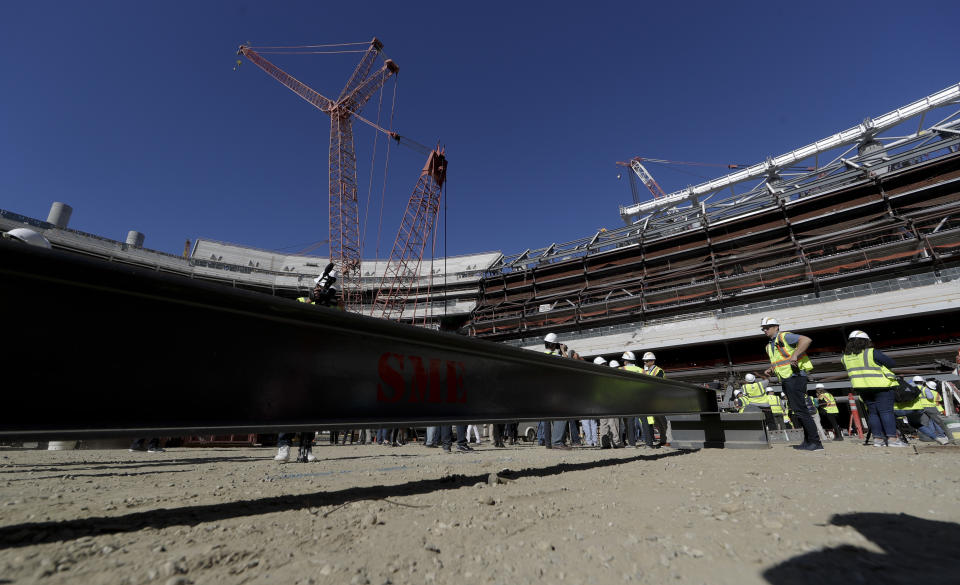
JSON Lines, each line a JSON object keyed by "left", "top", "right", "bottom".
{"left": 894, "top": 377, "right": 920, "bottom": 403}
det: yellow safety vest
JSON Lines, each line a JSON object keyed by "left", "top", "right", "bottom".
{"left": 742, "top": 382, "right": 766, "bottom": 398}
{"left": 623, "top": 364, "right": 643, "bottom": 373}
{"left": 766, "top": 394, "right": 785, "bottom": 414}
{"left": 296, "top": 297, "right": 312, "bottom": 303}
{"left": 819, "top": 392, "right": 839, "bottom": 414}
{"left": 917, "top": 386, "right": 938, "bottom": 409}
{"left": 765, "top": 332, "right": 813, "bottom": 379}
{"left": 895, "top": 394, "right": 924, "bottom": 411}
{"left": 644, "top": 365, "right": 665, "bottom": 378}
{"left": 840, "top": 349, "right": 898, "bottom": 390}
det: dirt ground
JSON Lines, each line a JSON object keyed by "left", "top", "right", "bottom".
{"left": 1, "top": 438, "right": 959, "bottom": 585}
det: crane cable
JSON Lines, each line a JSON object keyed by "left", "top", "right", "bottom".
{"left": 360, "top": 76, "right": 387, "bottom": 262}
{"left": 375, "top": 74, "right": 399, "bottom": 263}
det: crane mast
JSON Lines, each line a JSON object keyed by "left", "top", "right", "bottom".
{"left": 238, "top": 39, "right": 398, "bottom": 312}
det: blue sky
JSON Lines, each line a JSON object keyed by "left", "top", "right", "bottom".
{"left": 3, "top": 1, "right": 959, "bottom": 259}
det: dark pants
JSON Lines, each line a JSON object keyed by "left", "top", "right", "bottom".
{"left": 860, "top": 389, "right": 898, "bottom": 438}
{"left": 781, "top": 375, "right": 820, "bottom": 445}
{"left": 819, "top": 410, "right": 843, "bottom": 438}
{"left": 623, "top": 417, "right": 637, "bottom": 446}
{"left": 492, "top": 424, "right": 505, "bottom": 446}
{"left": 440, "top": 425, "right": 468, "bottom": 449}
{"left": 640, "top": 418, "right": 654, "bottom": 446}
{"left": 568, "top": 420, "right": 581, "bottom": 445}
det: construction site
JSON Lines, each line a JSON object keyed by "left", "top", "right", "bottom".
{"left": 3, "top": 33, "right": 960, "bottom": 585}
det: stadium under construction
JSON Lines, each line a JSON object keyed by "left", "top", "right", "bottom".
{"left": 3, "top": 83, "right": 960, "bottom": 391}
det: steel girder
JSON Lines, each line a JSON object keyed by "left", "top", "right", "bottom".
{"left": 0, "top": 241, "right": 716, "bottom": 440}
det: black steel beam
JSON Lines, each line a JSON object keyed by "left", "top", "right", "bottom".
{"left": 0, "top": 241, "right": 715, "bottom": 439}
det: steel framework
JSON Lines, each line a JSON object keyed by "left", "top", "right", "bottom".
{"left": 370, "top": 149, "right": 447, "bottom": 322}
{"left": 239, "top": 39, "right": 398, "bottom": 312}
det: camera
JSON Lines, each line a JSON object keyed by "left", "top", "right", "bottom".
{"left": 309, "top": 262, "right": 340, "bottom": 307}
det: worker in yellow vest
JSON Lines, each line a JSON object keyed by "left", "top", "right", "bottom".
{"left": 814, "top": 384, "right": 844, "bottom": 441}
{"left": 840, "top": 330, "right": 903, "bottom": 447}
{"left": 640, "top": 352, "right": 667, "bottom": 448}
{"left": 541, "top": 333, "right": 571, "bottom": 450}
{"left": 765, "top": 389, "right": 787, "bottom": 431}
{"left": 620, "top": 351, "right": 642, "bottom": 447}
{"left": 919, "top": 379, "right": 952, "bottom": 444}
{"left": 739, "top": 373, "right": 767, "bottom": 411}
{"left": 894, "top": 381, "right": 949, "bottom": 445}
{"left": 760, "top": 317, "right": 822, "bottom": 451}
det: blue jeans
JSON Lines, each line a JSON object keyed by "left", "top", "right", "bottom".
{"left": 895, "top": 410, "right": 942, "bottom": 440}
{"left": 860, "top": 389, "right": 898, "bottom": 438}
{"left": 580, "top": 419, "right": 597, "bottom": 446}
{"left": 550, "top": 420, "right": 567, "bottom": 446}
{"left": 425, "top": 426, "right": 438, "bottom": 446}
{"left": 640, "top": 419, "right": 654, "bottom": 446}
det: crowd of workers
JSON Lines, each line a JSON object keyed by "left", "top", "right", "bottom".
{"left": 271, "top": 315, "right": 956, "bottom": 461}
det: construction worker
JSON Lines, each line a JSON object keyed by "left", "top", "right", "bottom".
{"left": 541, "top": 333, "right": 572, "bottom": 450}
{"left": 598, "top": 360, "right": 623, "bottom": 448}
{"left": 840, "top": 330, "right": 903, "bottom": 447}
{"left": 920, "top": 380, "right": 952, "bottom": 443}
{"left": 893, "top": 383, "right": 948, "bottom": 444}
{"left": 640, "top": 352, "right": 668, "bottom": 447}
{"left": 815, "top": 384, "right": 844, "bottom": 441}
{"left": 766, "top": 389, "right": 787, "bottom": 432}
{"left": 760, "top": 317, "right": 823, "bottom": 451}
{"left": 619, "top": 351, "right": 641, "bottom": 447}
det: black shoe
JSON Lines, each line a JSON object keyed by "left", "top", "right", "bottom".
{"left": 494, "top": 441, "right": 505, "bottom": 448}
{"left": 424, "top": 443, "right": 438, "bottom": 448}
{"left": 455, "top": 443, "right": 473, "bottom": 452}
{"left": 600, "top": 435, "right": 611, "bottom": 449}
{"left": 791, "top": 442, "right": 811, "bottom": 450}
{"left": 552, "top": 444, "right": 573, "bottom": 450}
{"left": 442, "top": 445, "right": 451, "bottom": 453}
{"left": 833, "top": 436, "right": 844, "bottom": 442}
{"left": 801, "top": 442, "right": 825, "bottom": 452}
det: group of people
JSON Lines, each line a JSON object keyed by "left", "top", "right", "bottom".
{"left": 272, "top": 315, "right": 955, "bottom": 461}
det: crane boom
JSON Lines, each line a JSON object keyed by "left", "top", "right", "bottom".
{"left": 629, "top": 159, "right": 667, "bottom": 200}
{"left": 238, "top": 46, "right": 335, "bottom": 113}
{"left": 371, "top": 149, "right": 447, "bottom": 323}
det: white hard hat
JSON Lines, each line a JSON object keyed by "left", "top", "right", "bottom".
{"left": 544, "top": 333, "right": 558, "bottom": 343}
{"left": 926, "top": 380, "right": 938, "bottom": 390}
{"left": 642, "top": 352, "right": 656, "bottom": 361}
{"left": 734, "top": 389, "right": 743, "bottom": 396}
{"left": 3, "top": 228, "right": 52, "bottom": 249}
{"left": 815, "top": 383, "right": 824, "bottom": 389}
{"left": 760, "top": 317, "right": 779, "bottom": 327}
{"left": 848, "top": 330, "right": 870, "bottom": 340}
{"left": 621, "top": 351, "right": 636, "bottom": 361}
{"left": 912, "top": 375, "right": 925, "bottom": 383}
{"left": 744, "top": 373, "right": 756, "bottom": 383}
{"left": 608, "top": 360, "right": 620, "bottom": 368}
{"left": 593, "top": 356, "right": 607, "bottom": 365}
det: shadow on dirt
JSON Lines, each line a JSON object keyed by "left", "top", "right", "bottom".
{"left": 0, "top": 449, "right": 690, "bottom": 548}
{"left": 763, "top": 512, "right": 960, "bottom": 585}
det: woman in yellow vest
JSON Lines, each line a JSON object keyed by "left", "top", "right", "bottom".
{"left": 814, "top": 384, "right": 844, "bottom": 441}
{"left": 840, "top": 330, "right": 903, "bottom": 447}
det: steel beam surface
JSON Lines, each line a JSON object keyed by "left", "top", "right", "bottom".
{"left": 0, "top": 241, "right": 715, "bottom": 439}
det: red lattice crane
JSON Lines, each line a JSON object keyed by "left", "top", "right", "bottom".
{"left": 238, "top": 39, "right": 398, "bottom": 312}
{"left": 371, "top": 148, "right": 447, "bottom": 323}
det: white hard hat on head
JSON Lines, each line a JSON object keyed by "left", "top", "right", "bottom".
{"left": 622, "top": 351, "right": 636, "bottom": 361}
{"left": 593, "top": 356, "right": 607, "bottom": 365}
{"left": 912, "top": 375, "right": 925, "bottom": 383}
{"left": 734, "top": 389, "right": 743, "bottom": 396}
{"left": 848, "top": 330, "right": 870, "bottom": 340}
{"left": 642, "top": 352, "right": 656, "bottom": 361}
{"left": 544, "top": 333, "right": 558, "bottom": 343}
{"left": 744, "top": 373, "right": 756, "bottom": 383}
{"left": 608, "top": 360, "right": 620, "bottom": 368}
{"left": 815, "top": 383, "right": 824, "bottom": 389}
{"left": 926, "top": 380, "right": 938, "bottom": 390}
{"left": 760, "top": 317, "right": 779, "bottom": 327}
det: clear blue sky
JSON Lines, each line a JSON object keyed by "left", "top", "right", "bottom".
{"left": 3, "top": 1, "right": 959, "bottom": 259}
